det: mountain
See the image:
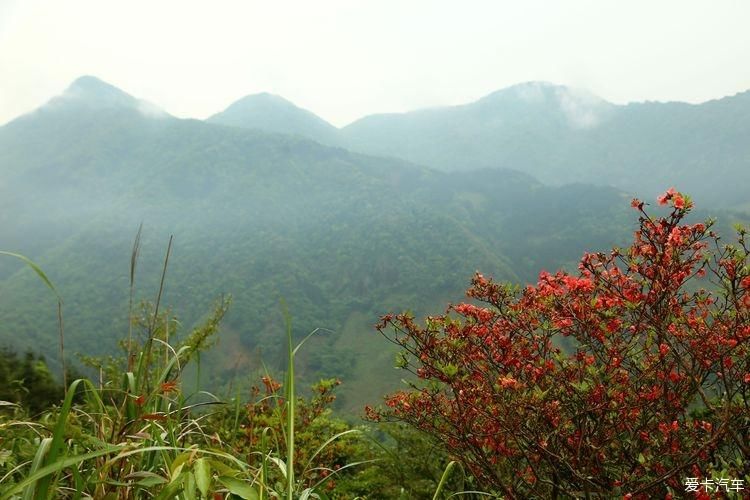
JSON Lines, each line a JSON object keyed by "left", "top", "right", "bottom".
{"left": 43, "top": 75, "right": 168, "bottom": 116}
{"left": 341, "top": 82, "right": 613, "bottom": 171}
{"left": 0, "top": 77, "right": 636, "bottom": 409}
{"left": 340, "top": 82, "right": 750, "bottom": 208}
{"left": 206, "top": 81, "right": 750, "bottom": 209}
{"left": 207, "top": 93, "right": 341, "bottom": 146}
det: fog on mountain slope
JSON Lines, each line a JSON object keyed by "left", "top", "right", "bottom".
{"left": 0, "top": 76, "right": 642, "bottom": 409}
{"left": 340, "top": 83, "right": 750, "bottom": 208}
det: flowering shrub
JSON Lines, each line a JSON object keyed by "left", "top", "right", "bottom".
{"left": 369, "top": 190, "right": 750, "bottom": 498}
{"left": 217, "top": 376, "right": 357, "bottom": 493}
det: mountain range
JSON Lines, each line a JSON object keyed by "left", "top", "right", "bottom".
{"left": 0, "top": 76, "right": 747, "bottom": 409}
{"left": 208, "top": 80, "right": 750, "bottom": 209}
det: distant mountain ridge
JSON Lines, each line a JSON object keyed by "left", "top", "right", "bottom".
{"left": 338, "top": 83, "right": 750, "bottom": 208}
{"left": 9, "top": 77, "right": 749, "bottom": 210}
{"left": 203, "top": 79, "right": 750, "bottom": 209}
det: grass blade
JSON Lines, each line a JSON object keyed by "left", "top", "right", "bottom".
{"left": 432, "top": 461, "right": 458, "bottom": 500}
{"left": 0, "top": 251, "right": 60, "bottom": 300}
{"left": 33, "top": 378, "right": 92, "bottom": 497}
{"left": 20, "top": 438, "right": 51, "bottom": 500}
{"left": 128, "top": 223, "right": 143, "bottom": 371}
{"left": 281, "top": 300, "right": 295, "bottom": 500}
{"left": 3, "top": 445, "right": 122, "bottom": 500}
{"left": 0, "top": 251, "right": 67, "bottom": 392}
{"left": 302, "top": 429, "right": 361, "bottom": 476}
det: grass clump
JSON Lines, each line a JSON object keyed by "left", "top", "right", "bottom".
{"left": 0, "top": 245, "right": 366, "bottom": 499}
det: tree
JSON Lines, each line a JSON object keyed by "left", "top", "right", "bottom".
{"left": 0, "top": 347, "right": 64, "bottom": 414}
{"left": 369, "top": 189, "right": 750, "bottom": 498}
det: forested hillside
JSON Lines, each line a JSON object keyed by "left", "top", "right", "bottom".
{"left": 0, "top": 77, "right": 642, "bottom": 409}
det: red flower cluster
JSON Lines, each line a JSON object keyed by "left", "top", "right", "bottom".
{"left": 656, "top": 187, "right": 690, "bottom": 210}
{"left": 370, "top": 190, "right": 750, "bottom": 498}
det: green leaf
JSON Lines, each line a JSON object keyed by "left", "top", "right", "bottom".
{"left": 217, "top": 476, "right": 259, "bottom": 500}
{"left": 171, "top": 463, "right": 185, "bottom": 484}
{"left": 184, "top": 472, "right": 197, "bottom": 500}
{"left": 154, "top": 476, "right": 185, "bottom": 500}
{"left": 267, "top": 457, "right": 287, "bottom": 479}
{"left": 440, "top": 363, "right": 458, "bottom": 378}
{"left": 572, "top": 381, "right": 590, "bottom": 393}
{"left": 207, "top": 458, "right": 239, "bottom": 477}
{"left": 533, "top": 386, "right": 550, "bottom": 400}
{"left": 395, "top": 351, "right": 408, "bottom": 368}
{"left": 194, "top": 458, "right": 211, "bottom": 497}
{"left": 170, "top": 451, "right": 193, "bottom": 475}
{"left": 136, "top": 476, "right": 169, "bottom": 488}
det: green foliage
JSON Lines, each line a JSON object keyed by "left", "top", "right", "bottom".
{"left": 0, "top": 348, "right": 64, "bottom": 414}
{"left": 337, "top": 423, "right": 480, "bottom": 499}
{"left": 0, "top": 296, "right": 244, "bottom": 498}
{"left": 209, "top": 377, "right": 360, "bottom": 497}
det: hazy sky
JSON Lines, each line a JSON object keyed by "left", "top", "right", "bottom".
{"left": 1, "top": 0, "right": 749, "bottom": 127}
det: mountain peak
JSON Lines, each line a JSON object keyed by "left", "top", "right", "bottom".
{"left": 217, "top": 92, "right": 306, "bottom": 114}
{"left": 479, "top": 81, "right": 600, "bottom": 104}
{"left": 208, "top": 93, "right": 340, "bottom": 145}
{"left": 474, "top": 81, "right": 612, "bottom": 129}
{"left": 23, "top": 75, "right": 170, "bottom": 119}
{"left": 61, "top": 75, "right": 138, "bottom": 107}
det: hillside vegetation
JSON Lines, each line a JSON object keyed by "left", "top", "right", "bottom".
{"left": 0, "top": 77, "right": 644, "bottom": 409}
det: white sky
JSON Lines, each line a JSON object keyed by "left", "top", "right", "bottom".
{"left": 1, "top": 0, "right": 749, "bottom": 127}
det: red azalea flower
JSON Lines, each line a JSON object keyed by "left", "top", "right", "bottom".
{"left": 161, "top": 380, "right": 178, "bottom": 393}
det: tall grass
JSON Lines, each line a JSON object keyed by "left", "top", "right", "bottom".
{"left": 0, "top": 242, "right": 373, "bottom": 499}
{"left": 127, "top": 223, "right": 143, "bottom": 372}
